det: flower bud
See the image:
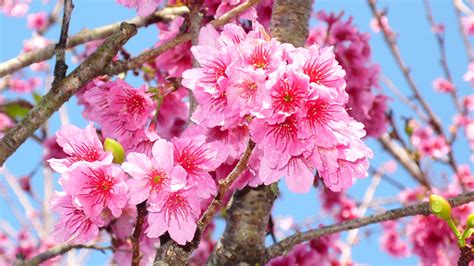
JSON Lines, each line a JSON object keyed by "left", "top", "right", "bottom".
{"left": 104, "top": 138, "right": 125, "bottom": 164}
{"left": 467, "top": 213, "right": 474, "bottom": 228}
{"left": 429, "top": 194, "right": 452, "bottom": 220}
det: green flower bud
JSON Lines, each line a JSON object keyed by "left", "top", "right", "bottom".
{"left": 467, "top": 213, "right": 474, "bottom": 228}
{"left": 429, "top": 194, "right": 452, "bottom": 220}
{"left": 104, "top": 138, "right": 125, "bottom": 164}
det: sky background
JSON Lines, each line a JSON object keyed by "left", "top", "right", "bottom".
{"left": 1, "top": 0, "right": 473, "bottom": 265}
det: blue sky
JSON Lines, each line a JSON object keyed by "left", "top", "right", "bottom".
{"left": 1, "top": 0, "right": 473, "bottom": 265}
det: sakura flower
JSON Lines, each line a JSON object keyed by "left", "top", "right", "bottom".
{"left": 172, "top": 135, "right": 227, "bottom": 199}
{"left": 102, "top": 81, "right": 154, "bottom": 141}
{"left": 51, "top": 192, "right": 103, "bottom": 244}
{"left": 116, "top": 0, "right": 162, "bottom": 17}
{"left": 61, "top": 163, "right": 129, "bottom": 218}
{"left": 433, "top": 77, "right": 455, "bottom": 93}
{"left": 48, "top": 123, "right": 113, "bottom": 173}
{"left": 146, "top": 187, "right": 201, "bottom": 245}
{"left": 122, "top": 139, "right": 187, "bottom": 205}
{"left": 26, "top": 11, "right": 47, "bottom": 31}
{"left": 464, "top": 62, "right": 474, "bottom": 86}
{"left": 370, "top": 15, "right": 394, "bottom": 37}
{"left": 23, "top": 34, "right": 50, "bottom": 53}
{"left": 8, "top": 77, "right": 41, "bottom": 93}
{"left": 462, "top": 15, "right": 474, "bottom": 35}
{"left": 0, "top": 0, "right": 29, "bottom": 17}
{"left": 380, "top": 221, "right": 410, "bottom": 257}
{"left": 463, "top": 95, "right": 474, "bottom": 111}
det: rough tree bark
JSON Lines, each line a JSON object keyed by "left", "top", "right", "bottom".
{"left": 207, "top": 0, "right": 312, "bottom": 265}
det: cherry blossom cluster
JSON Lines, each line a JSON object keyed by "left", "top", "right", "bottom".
{"left": 183, "top": 22, "right": 373, "bottom": 193}
{"left": 408, "top": 120, "right": 450, "bottom": 160}
{"left": 48, "top": 79, "right": 230, "bottom": 255}
{"left": 307, "top": 11, "right": 389, "bottom": 137}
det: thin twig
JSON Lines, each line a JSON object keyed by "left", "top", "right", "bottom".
{"left": 454, "top": 1, "right": 474, "bottom": 61}
{"left": 368, "top": 0, "right": 444, "bottom": 136}
{"left": 198, "top": 140, "right": 255, "bottom": 231}
{"left": 0, "top": 6, "right": 189, "bottom": 77}
{"left": 14, "top": 244, "right": 113, "bottom": 266}
{"left": 265, "top": 191, "right": 474, "bottom": 261}
{"left": 52, "top": 0, "right": 74, "bottom": 86}
{"left": 131, "top": 201, "right": 147, "bottom": 266}
{"left": 424, "top": 0, "right": 462, "bottom": 112}
{"left": 340, "top": 167, "right": 383, "bottom": 263}
{"left": 378, "top": 134, "right": 430, "bottom": 189}
{"left": 38, "top": 0, "right": 64, "bottom": 36}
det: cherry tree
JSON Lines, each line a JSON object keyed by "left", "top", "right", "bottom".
{"left": 1, "top": 0, "right": 474, "bottom": 265}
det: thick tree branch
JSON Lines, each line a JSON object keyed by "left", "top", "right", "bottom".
{"left": 14, "top": 244, "right": 112, "bottom": 266}
{"left": 207, "top": 1, "right": 312, "bottom": 265}
{"left": 0, "top": 23, "right": 137, "bottom": 165}
{"left": 0, "top": 6, "right": 188, "bottom": 78}
{"left": 265, "top": 191, "right": 474, "bottom": 262}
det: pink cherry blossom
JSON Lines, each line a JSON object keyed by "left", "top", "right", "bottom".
{"left": 61, "top": 163, "right": 129, "bottom": 219}
{"left": 308, "top": 12, "right": 388, "bottom": 138}
{"left": 116, "top": 0, "right": 162, "bottom": 17}
{"left": 172, "top": 135, "right": 227, "bottom": 199}
{"left": 380, "top": 221, "right": 410, "bottom": 257}
{"left": 462, "top": 15, "right": 474, "bottom": 35}
{"left": 433, "top": 77, "right": 455, "bottom": 93}
{"left": 27, "top": 11, "right": 47, "bottom": 31}
{"left": 411, "top": 125, "right": 450, "bottom": 159}
{"left": 51, "top": 192, "right": 103, "bottom": 244}
{"left": 464, "top": 62, "right": 474, "bottom": 86}
{"left": 48, "top": 123, "right": 112, "bottom": 173}
{"left": 370, "top": 15, "right": 394, "bottom": 37}
{"left": 8, "top": 77, "right": 41, "bottom": 93}
{"left": 146, "top": 187, "right": 201, "bottom": 245}
{"left": 463, "top": 95, "right": 474, "bottom": 110}
{"left": 122, "top": 139, "right": 187, "bottom": 205}
{"left": 1, "top": 0, "right": 29, "bottom": 17}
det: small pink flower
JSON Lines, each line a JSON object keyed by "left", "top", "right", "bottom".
{"left": 61, "top": 163, "right": 129, "bottom": 218}
{"left": 26, "top": 11, "right": 47, "bottom": 31}
{"left": 172, "top": 135, "right": 227, "bottom": 199}
{"left": 380, "top": 221, "right": 410, "bottom": 257}
{"left": 464, "top": 62, "right": 474, "bottom": 86}
{"left": 370, "top": 16, "right": 394, "bottom": 37}
{"left": 51, "top": 192, "right": 103, "bottom": 244}
{"left": 433, "top": 77, "right": 455, "bottom": 93}
{"left": 463, "top": 95, "right": 474, "bottom": 110}
{"left": 1, "top": 0, "right": 29, "bottom": 17}
{"left": 23, "top": 34, "right": 50, "bottom": 53}
{"left": 146, "top": 187, "right": 201, "bottom": 245}
{"left": 48, "top": 123, "right": 112, "bottom": 173}
{"left": 122, "top": 139, "right": 187, "bottom": 205}
{"left": 462, "top": 15, "right": 474, "bottom": 35}
{"left": 8, "top": 77, "right": 41, "bottom": 93}
{"left": 116, "top": 0, "right": 162, "bottom": 17}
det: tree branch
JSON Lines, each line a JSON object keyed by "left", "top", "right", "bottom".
{"left": 0, "top": 23, "right": 137, "bottom": 166}
{"left": 52, "top": 0, "right": 74, "bottom": 87}
{"left": 0, "top": 6, "right": 188, "bottom": 78}
{"left": 14, "top": 244, "right": 112, "bottom": 266}
{"left": 132, "top": 201, "right": 148, "bottom": 266}
{"left": 265, "top": 191, "right": 474, "bottom": 262}
{"left": 367, "top": 0, "right": 444, "bottom": 136}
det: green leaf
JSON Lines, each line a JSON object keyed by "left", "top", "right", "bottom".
{"left": 4, "top": 103, "right": 31, "bottom": 119}
{"left": 32, "top": 92, "right": 42, "bottom": 104}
